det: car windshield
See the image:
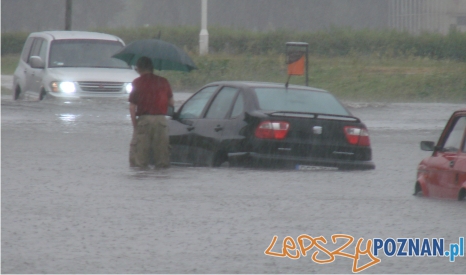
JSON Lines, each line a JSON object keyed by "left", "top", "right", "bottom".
{"left": 49, "top": 39, "right": 129, "bottom": 69}
{"left": 254, "top": 87, "right": 349, "bottom": 116}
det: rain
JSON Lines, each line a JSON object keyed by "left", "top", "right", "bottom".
{"left": 2, "top": 1, "right": 466, "bottom": 273}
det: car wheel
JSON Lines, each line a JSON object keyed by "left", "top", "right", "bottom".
{"left": 211, "top": 151, "right": 228, "bottom": 167}
{"left": 413, "top": 182, "right": 423, "bottom": 196}
{"left": 458, "top": 189, "right": 466, "bottom": 201}
{"left": 14, "top": 86, "right": 21, "bottom": 100}
{"left": 39, "top": 89, "right": 47, "bottom": 101}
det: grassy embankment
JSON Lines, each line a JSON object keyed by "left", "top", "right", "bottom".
{"left": 3, "top": 52, "right": 465, "bottom": 102}
{"left": 2, "top": 26, "right": 466, "bottom": 102}
{"left": 1, "top": 54, "right": 19, "bottom": 95}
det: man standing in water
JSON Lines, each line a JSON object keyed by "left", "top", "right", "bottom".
{"left": 129, "top": 56, "right": 174, "bottom": 168}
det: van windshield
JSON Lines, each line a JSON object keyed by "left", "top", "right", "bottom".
{"left": 254, "top": 87, "right": 349, "bottom": 116}
{"left": 49, "top": 39, "right": 130, "bottom": 69}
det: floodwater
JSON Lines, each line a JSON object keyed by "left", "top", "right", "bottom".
{"left": 1, "top": 92, "right": 465, "bottom": 273}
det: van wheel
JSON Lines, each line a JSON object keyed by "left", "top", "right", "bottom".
{"left": 39, "top": 89, "right": 47, "bottom": 101}
{"left": 14, "top": 86, "right": 21, "bottom": 100}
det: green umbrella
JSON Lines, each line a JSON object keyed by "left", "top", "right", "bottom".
{"left": 112, "top": 39, "right": 197, "bottom": 72}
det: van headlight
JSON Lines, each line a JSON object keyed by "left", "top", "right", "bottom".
{"left": 51, "top": 81, "right": 76, "bottom": 94}
{"left": 125, "top": 83, "right": 133, "bottom": 93}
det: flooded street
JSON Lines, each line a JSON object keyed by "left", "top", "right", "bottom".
{"left": 1, "top": 94, "right": 465, "bottom": 273}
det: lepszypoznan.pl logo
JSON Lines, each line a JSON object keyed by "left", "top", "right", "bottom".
{"left": 264, "top": 234, "right": 464, "bottom": 273}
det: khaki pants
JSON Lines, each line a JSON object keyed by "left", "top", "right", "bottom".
{"left": 129, "top": 115, "right": 170, "bottom": 168}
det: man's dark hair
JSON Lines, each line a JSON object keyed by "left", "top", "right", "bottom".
{"left": 136, "top": 56, "right": 153, "bottom": 72}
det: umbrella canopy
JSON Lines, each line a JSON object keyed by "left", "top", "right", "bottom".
{"left": 112, "top": 39, "right": 197, "bottom": 72}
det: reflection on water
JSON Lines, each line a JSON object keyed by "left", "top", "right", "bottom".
{"left": 127, "top": 167, "right": 173, "bottom": 180}
{"left": 57, "top": 113, "right": 80, "bottom": 125}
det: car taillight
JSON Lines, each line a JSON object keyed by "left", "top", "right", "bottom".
{"left": 255, "top": 121, "right": 290, "bottom": 140}
{"left": 344, "top": 126, "right": 371, "bottom": 146}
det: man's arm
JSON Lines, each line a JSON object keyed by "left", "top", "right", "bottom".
{"left": 168, "top": 96, "right": 174, "bottom": 107}
{"left": 129, "top": 103, "right": 137, "bottom": 129}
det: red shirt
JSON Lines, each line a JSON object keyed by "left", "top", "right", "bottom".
{"left": 128, "top": 73, "right": 173, "bottom": 116}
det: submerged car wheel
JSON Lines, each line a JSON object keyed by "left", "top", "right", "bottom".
{"left": 458, "top": 189, "right": 466, "bottom": 201}
{"left": 39, "top": 89, "right": 47, "bottom": 101}
{"left": 211, "top": 151, "right": 228, "bottom": 167}
{"left": 14, "top": 86, "right": 21, "bottom": 100}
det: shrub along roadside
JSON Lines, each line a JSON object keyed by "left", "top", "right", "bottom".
{"left": 2, "top": 26, "right": 465, "bottom": 102}
{"left": 1, "top": 32, "right": 29, "bottom": 56}
{"left": 101, "top": 26, "right": 466, "bottom": 61}
{"left": 2, "top": 52, "right": 465, "bottom": 102}
{"left": 155, "top": 53, "right": 466, "bottom": 102}
{"left": 2, "top": 26, "right": 466, "bottom": 61}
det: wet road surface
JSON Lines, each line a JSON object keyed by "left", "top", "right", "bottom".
{"left": 1, "top": 94, "right": 465, "bottom": 273}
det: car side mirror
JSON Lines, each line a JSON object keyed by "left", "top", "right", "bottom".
{"left": 420, "top": 141, "right": 435, "bottom": 151}
{"left": 29, "top": 56, "right": 45, "bottom": 69}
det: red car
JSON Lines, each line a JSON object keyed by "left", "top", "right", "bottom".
{"left": 414, "top": 109, "right": 466, "bottom": 200}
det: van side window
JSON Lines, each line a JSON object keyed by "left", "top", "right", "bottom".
{"left": 28, "top": 38, "right": 45, "bottom": 63}
{"left": 21, "top": 37, "right": 35, "bottom": 62}
{"left": 38, "top": 40, "right": 47, "bottom": 62}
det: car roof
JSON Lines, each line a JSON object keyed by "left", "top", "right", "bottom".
{"left": 28, "top": 31, "right": 122, "bottom": 42}
{"left": 207, "top": 81, "right": 328, "bottom": 93}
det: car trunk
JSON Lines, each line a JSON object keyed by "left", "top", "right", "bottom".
{"left": 249, "top": 112, "right": 372, "bottom": 161}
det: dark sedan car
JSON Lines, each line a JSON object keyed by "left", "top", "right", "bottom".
{"left": 168, "top": 81, "right": 375, "bottom": 169}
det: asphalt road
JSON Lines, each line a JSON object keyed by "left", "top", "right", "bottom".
{"left": 1, "top": 91, "right": 465, "bottom": 273}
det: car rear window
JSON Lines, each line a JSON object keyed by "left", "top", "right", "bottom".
{"left": 49, "top": 39, "right": 129, "bottom": 69}
{"left": 254, "top": 87, "right": 349, "bottom": 116}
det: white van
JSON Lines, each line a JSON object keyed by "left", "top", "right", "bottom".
{"left": 13, "top": 31, "right": 138, "bottom": 100}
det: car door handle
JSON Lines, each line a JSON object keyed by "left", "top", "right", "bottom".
{"left": 214, "top": 125, "right": 223, "bottom": 132}
{"left": 449, "top": 160, "right": 455, "bottom": 168}
{"left": 186, "top": 126, "right": 195, "bottom": 131}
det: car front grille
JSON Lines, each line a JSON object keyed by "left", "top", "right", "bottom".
{"left": 78, "top": 81, "right": 124, "bottom": 92}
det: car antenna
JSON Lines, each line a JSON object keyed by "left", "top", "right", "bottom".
{"left": 285, "top": 75, "right": 291, "bottom": 89}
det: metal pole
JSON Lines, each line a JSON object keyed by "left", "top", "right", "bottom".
{"left": 418, "top": 0, "right": 422, "bottom": 33}
{"left": 389, "top": 0, "right": 393, "bottom": 29}
{"left": 199, "top": 0, "right": 209, "bottom": 55}
{"left": 305, "top": 44, "right": 309, "bottom": 86}
{"left": 65, "top": 0, "right": 72, "bottom": 30}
